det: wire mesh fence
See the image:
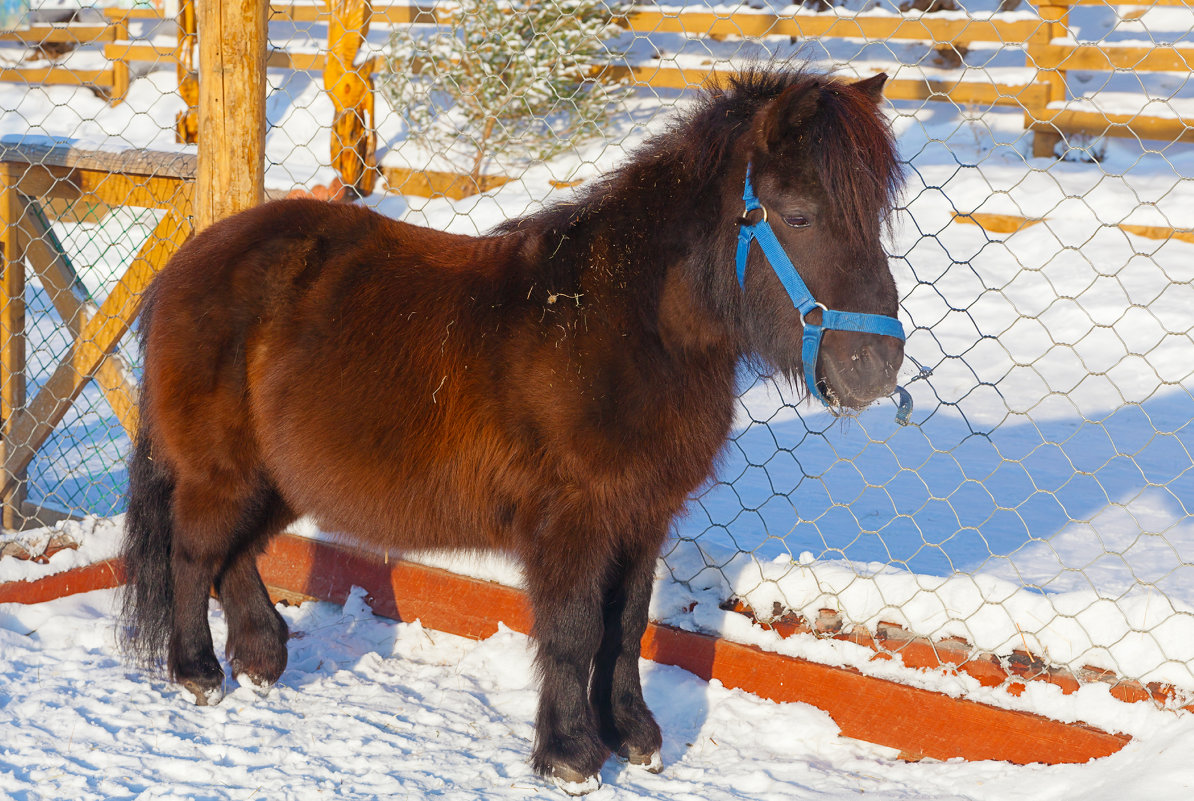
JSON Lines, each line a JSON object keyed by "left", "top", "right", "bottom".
{"left": 1, "top": 0, "right": 1192, "bottom": 703}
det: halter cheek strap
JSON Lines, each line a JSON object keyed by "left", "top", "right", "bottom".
{"left": 735, "top": 163, "right": 911, "bottom": 418}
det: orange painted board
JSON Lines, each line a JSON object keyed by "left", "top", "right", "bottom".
{"left": 256, "top": 535, "right": 1129, "bottom": 765}
{"left": 0, "top": 557, "right": 124, "bottom": 604}
{"left": 258, "top": 534, "right": 534, "bottom": 639}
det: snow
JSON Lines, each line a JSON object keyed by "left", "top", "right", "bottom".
{"left": 4, "top": 587, "right": 1194, "bottom": 800}
{"left": 3, "top": 2, "right": 1194, "bottom": 796}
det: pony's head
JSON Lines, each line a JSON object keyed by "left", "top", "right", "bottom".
{"left": 730, "top": 72, "right": 905, "bottom": 411}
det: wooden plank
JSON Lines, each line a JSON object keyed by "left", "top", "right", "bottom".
{"left": 104, "top": 42, "right": 181, "bottom": 63}
{"left": 1119, "top": 224, "right": 1194, "bottom": 245}
{"left": 104, "top": 6, "right": 168, "bottom": 21}
{"left": 1030, "top": 110, "right": 1194, "bottom": 143}
{"left": 0, "top": 142, "right": 196, "bottom": 181}
{"left": 607, "top": 63, "right": 1043, "bottom": 110}
{"left": 0, "top": 165, "right": 26, "bottom": 528}
{"left": 953, "top": 211, "right": 1045, "bottom": 233}
{"left": 0, "top": 67, "right": 113, "bottom": 88}
{"left": 15, "top": 202, "right": 139, "bottom": 438}
{"left": 0, "top": 207, "right": 191, "bottom": 496}
{"left": 624, "top": 10, "right": 1043, "bottom": 46}
{"left": 381, "top": 165, "right": 513, "bottom": 199}
{"left": 267, "top": 49, "right": 326, "bottom": 71}
{"left": 641, "top": 624, "right": 1128, "bottom": 764}
{"left": 953, "top": 211, "right": 1194, "bottom": 247}
{"left": 1031, "top": 43, "right": 1194, "bottom": 71}
{"left": 1035, "top": 0, "right": 1192, "bottom": 6}
{"left": 252, "top": 534, "right": 1131, "bottom": 766}
{"left": 0, "top": 24, "right": 117, "bottom": 44}
{"left": 0, "top": 558, "right": 124, "bottom": 604}
{"left": 197, "top": 0, "right": 267, "bottom": 229}
{"left": 76, "top": 170, "right": 195, "bottom": 211}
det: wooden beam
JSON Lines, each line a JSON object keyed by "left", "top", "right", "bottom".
{"left": 0, "top": 165, "right": 25, "bottom": 529}
{"left": 0, "top": 557, "right": 124, "bottom": 604}
{"left": 197, "top": 0, "right": 267, "bottom": 230}
{"left": 623, "top": 10, "right": 1043, "bottom": 46}
{"left": 1029, "top": 110, "right": 1194, "bottom": 144}
{"left": 1031, "top": 43, "right": 1194, "bottom": 72}
{"left": 0, "top": 24, "right": 116, "bottom": 44}
{"left": 0, "top": 67, "right": 113, "bottom": 88}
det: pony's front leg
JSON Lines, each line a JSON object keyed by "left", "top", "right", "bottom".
{"left": 525, "top": 552, "right": 611, "bottom": 794}
{"left": 589, "top": 539, "right": 664, "bottom": 772}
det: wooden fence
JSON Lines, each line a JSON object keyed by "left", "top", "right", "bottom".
{"left": 4, "top": 2, "right": 1191, "bottom": 182}
{"left": 0, "top": 143, "right": 194, "bottom": 530}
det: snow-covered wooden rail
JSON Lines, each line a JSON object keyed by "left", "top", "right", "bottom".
{"left": 0, "top": 141, "right": 194, "bottom": 531}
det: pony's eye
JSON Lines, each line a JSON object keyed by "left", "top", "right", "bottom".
{"left": 783, "top": 214, "right": 812, "bottom": 229}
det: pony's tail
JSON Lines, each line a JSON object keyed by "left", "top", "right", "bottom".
{"left": 118, "top": 287, "right": 176, "bottom": 670}
{"left": 117, "top": 422, "right": 177, "bottom": 670}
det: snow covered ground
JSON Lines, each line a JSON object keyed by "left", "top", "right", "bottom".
{"left": 2, "top": 2, "right": 1194, "bottom": 797}
{"left": 3, "top": 586, "right": 1194, "bottom": 801}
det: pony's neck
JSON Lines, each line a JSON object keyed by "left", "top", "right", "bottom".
{"left": 578, "top": 143, "right": 743, "bottom": 355}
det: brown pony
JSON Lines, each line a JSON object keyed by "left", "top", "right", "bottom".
{"left": 120, "top": 69, "right": 904, "bottom": 794}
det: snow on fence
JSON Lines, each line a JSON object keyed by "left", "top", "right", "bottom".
{"left": 0, "top": 0, "right": 1192, "bottom": 716}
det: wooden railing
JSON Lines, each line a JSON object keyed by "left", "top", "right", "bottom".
{"left": 7, "top": 2, "right": 1190, "bottom": 183}
{"left": 0, "top": 142, "right": 194, "bottom": 529}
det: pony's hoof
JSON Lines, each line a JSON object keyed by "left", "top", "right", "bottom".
{"left": 235, "top": 672, "right": 276, "bottom": 698}
{"left": 627, "top": 748, "right": 663, "bottom": 773}
{"left": 180, "top": 677, "right": 225, "bottom": 707}
{"left": 550, "top": 766, "right": 601, "bottom": 796}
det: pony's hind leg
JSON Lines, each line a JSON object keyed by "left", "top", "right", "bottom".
{"left": 169, "top": 476, "right": 291, "bottom": 705}
{"left": 168, "top": 478, "right": 246, "bottom": 705}
{"left": 589, "top": 538, "right": 665, "bottom": 772}
{"left": 215, "top": 488, "right": 297, "bottom": 695}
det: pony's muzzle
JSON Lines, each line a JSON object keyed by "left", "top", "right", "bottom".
{"left": 818, "top": 332, "right": 904, "bottom": 409}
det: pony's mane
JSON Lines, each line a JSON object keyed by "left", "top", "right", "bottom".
{"left": 497, "top": 67, "right": 903, "bottom": 247}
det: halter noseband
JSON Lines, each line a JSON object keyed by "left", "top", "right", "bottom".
{"left": 735, "top": 162, "right": 914, "bottom": 421}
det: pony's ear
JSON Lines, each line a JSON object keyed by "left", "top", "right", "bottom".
{"left": 852, "top": 73, "right": 888, "bottom": 104}
{"left": 758, "top": 82, "right": 822, "bottom": 154}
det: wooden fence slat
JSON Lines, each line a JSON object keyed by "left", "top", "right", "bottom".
{"left": 0, "top": 24, "right": 117, "bottom": 44}
{"left": 1030, "top": 110, "right": 1194, "bottom": 143}
{"left": 1032, "top": 43, "right": 1194, "bottom": 71}
{"left": 624, "top": 10, "right": 1044, "bottom": 46}
{"left": 0, "top": 67, "right": 113, "bottom": 88}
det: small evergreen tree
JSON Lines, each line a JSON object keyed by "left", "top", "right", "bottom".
{"left": 382, "top": 0, "right": 628, "bottom": 184}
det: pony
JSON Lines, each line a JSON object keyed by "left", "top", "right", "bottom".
{"left": 119, "top": 68, "right": 905, "bottom": 795}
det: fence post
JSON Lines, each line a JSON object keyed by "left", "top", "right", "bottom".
{"left": 196, "top": 0, "right": 267, "bottom": 229}
{"left": 326, "top": 0, "right": 377, "bottom": 198}
{"left": 1028, "top": 0, "right": 1070, "bottom": 158}
{"left": 0, "top": 167, "right": 25, "bottom": 530}
{"left": 176, "top": 0, "right": 199, "bottom": 144}
{"left": 109, "top": 13, "right": 130, "bottom": 104}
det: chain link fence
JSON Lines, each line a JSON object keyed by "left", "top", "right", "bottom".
{"left": 1, "top": 0, "right": 1192, "bottom": 702}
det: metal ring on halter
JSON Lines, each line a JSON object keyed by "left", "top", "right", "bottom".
{"left": 803, "top": 301, "right": 827, "bottom": 324}
{"left": 738, "top": 206, "right": 769, "bottom": 227}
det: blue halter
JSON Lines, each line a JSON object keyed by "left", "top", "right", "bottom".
{"left": 735, "top": 163, "right": 911, "bottom": 417}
